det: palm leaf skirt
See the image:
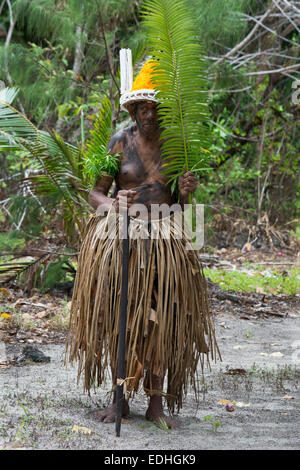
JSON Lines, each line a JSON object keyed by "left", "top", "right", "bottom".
{"left": 65, "top": 210, "right": 221, "bottom": 413}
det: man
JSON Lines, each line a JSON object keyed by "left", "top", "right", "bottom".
{"left": 66, "top": 59, "right": 219, "bottom": 429}
{"left": 90, "top": 101, "right": 198, "bottom": 218}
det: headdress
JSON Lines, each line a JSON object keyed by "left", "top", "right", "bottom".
{"left": 119, "top": 49, "right": 158, "bottom": 112}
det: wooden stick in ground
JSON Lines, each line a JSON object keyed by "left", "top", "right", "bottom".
{"left": 115, "top": 212, "right": 130, "bottom": 437}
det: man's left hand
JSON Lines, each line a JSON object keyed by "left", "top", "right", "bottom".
{"left": 178, "top": 171, "right": 198, "bottom": 198}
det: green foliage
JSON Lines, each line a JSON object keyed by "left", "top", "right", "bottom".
{"left": 0, "top": 0, "right": 144, "bottom": 130}
{"left": 5, "top": 195, "right": 47, "bottom": 237}
{"left": 0, "top": 230, "right": 26, "bottom": 252}
{"left": 0, "top": 96, "right": 37, "bottom": 146}
{"left": 13, "top": 0, "right": 73, "bottom": 42}
{"left": 42, "top": 257, "right": 73, "bottom": 290}
{"left": 0, "top": 41, "right": 72, "bottom": 124}
{"left": 204, "top": 267, "right": 300, "bottom": 296}
{"left": 142, "top": 0, "right": 212, "bottom": 185}
{"left": 203, "top": 415, "right": 222, "bottom": 433}
{"left": 193, "top": 76, "right": 300, "bottom": 224}
{"left": 82, "top": 97, "right": 120, "bottom": 186}
{"left": 0, "top": 90, "right": 91, "bottom": 241}
{"left": 190, "top": 0, "right": 250, "bottom": 51}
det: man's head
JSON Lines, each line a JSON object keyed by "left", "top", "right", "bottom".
{"left": 127, "top": 101, "right": 160, "bottom": 136}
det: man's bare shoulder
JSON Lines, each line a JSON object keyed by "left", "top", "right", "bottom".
{"left": 107, "top": 125, "right": 136, "bottom": 154}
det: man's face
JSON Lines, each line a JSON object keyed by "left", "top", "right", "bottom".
{"left": 133, "top": 102, "right": 160, "bottom": 135}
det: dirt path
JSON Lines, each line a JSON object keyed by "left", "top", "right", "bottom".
{"left": 1, "top": 308, "right": 300, "bottom": 450}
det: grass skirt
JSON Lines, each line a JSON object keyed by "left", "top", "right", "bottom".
{"left": 66, "top": 210, "right": 220, "bottom": 413}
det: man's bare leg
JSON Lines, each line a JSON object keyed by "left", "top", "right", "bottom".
{"left": 145, "top": 373, "right": 179, "bottom": 429}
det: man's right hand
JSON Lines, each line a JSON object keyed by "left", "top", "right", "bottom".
{"left": 114, "top": 190, "right": 137, "bottom": 212}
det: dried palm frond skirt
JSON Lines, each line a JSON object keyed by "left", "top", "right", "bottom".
{"left": 66, "top": 210, "right": 221, "bottom": 413}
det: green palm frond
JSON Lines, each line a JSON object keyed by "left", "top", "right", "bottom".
{"left": 0, "top": 87, "right": 19, "bottom": 105}
{"left": 20, "top": 138, "right": 88, "bottom": 236}
{"left": 82, "top": 97, "right": 120, "bottom": 185}
{"left": 0, "top": 98, "right": 37, "bottom": 148}
{"left": 39, "top": 131, "right": 80, "bottom": 176}
{"left": 141, "top": 0, "right": 212, "bottom": 185}
{"left": 0, "top": 88, "right": 90, "bottom": 238}
{"left": 0, "top": 261, "right": 34, "bottom": 278}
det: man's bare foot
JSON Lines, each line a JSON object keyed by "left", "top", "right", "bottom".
{"left": 146, "top": 408, "right": 179, "bottom": 429}
{"left": 146, "top": 396, "right": 179, "bottom": 429}
{"left": 144, "top": 374, "right": 179, "bottom": 429}
{"left": 88, "top": 401, "right": 129, "bottom": 423}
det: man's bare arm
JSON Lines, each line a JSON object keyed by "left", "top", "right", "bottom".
{"left": 89, "top": 175, "right": 114, "bottom": 210}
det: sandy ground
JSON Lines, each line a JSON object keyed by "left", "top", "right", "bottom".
{"left": 1, "top": 308, "right": 300, "bottom": 451}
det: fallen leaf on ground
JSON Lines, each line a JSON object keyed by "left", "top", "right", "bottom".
{"left": 0, "top": 288, "right": 10, "bottom": 296}
{"left": 0, "top": 313, "right": 11, "bottom": 319}
{"left": 219, "top": 399, "right": 232, "bottom": 405}
{"left": 260, "top": 351, "right": 284, "bottom": 357}
{"left": 72, "top": 425, "right": 93, "bottom": 435}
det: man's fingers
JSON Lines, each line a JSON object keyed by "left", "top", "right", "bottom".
{"left": 117, "top": 190, "right": 137, "bottom": 198}
{"left": 181, "top": 181, "right": 197, "bottom": 189}
{"left": 184, "top": 175, "right": 197, "bottom": 181}
{"left": 115, "top": 189, "right": 137, "bottom": 212}
{"left": 181, "top": 175, "right": 197, "bottom": 184}
{"left": 183, "top": 171, "right": 196, "bottom": 179}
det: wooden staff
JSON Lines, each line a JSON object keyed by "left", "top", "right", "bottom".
{"left": 115, "top": 211, "right": 130, "bottom": 437}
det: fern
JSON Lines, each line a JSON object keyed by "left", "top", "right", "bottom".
{"left": 141, "top": 0, "right": 212, "bottom": 188}
{"left": 82, "top": 97, "right": 120, "bottom": 185}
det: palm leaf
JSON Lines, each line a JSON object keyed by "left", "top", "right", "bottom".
{"left": 141, "top": 0, "right": 212, "bottom": 187}
{"left": 39, "top": 132, "right": 76, "bottom": 170}
{"left": 0, "top": 97, "right": 37, "bottom": 148}
{"left": 0, "top": 261, "right": 34, "bottom": 278}
{"left": 0, "top": 87, "right": 19, "bottom": 105}
{"left": 20, "top": 138, "right": 88, "bottom": 236}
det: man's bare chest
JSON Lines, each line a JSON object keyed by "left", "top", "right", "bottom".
{"left": 116, "top": 140, "right": 167, "bottom": 188}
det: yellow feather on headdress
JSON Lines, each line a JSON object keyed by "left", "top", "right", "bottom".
{"left": 131, "top": 59, "right": 160, "bottom": 91}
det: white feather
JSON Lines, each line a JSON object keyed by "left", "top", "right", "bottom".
{"left": 120, "top": 49, "right": 133, "bottom": 94}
